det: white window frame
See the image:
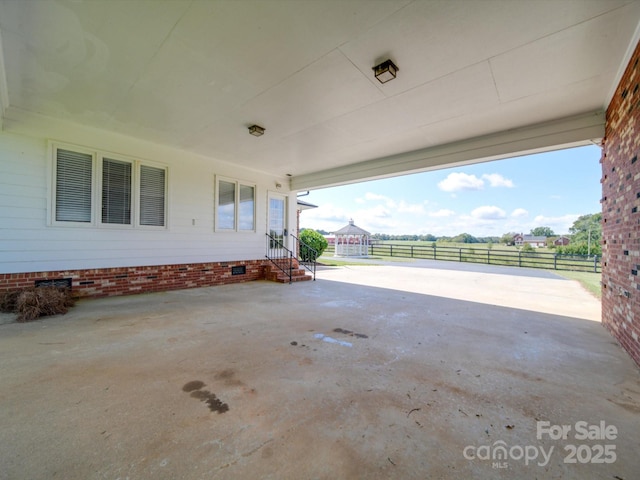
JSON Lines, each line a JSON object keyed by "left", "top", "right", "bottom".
{"left": 49, "top": 142, "right": 168, "bottom": 229}
{"left": 50, "top": 143, "right": 97, "bottom": 227}
{"left": 214, "top": 176, "right": 256, "bottom": 233}
{"left": 137, "top": 162, "right": 168, "bottom": 229}
{"left": 98, "top": 154, "right": 135, "bottom": 228}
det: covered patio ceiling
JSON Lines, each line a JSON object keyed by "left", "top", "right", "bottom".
{"left": 0, "top": 0, "right": 639, "bottom": 189}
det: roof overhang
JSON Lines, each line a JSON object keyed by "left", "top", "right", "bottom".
{"left": 291, "top": 110, "right": 604, "bottom": 190}
{"left": 0, "top": 1, "right": 636, "bottom": 190}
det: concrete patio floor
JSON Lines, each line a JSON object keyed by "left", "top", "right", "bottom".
{"left": 1, "top": 263, "right": 639, "bottom": 479}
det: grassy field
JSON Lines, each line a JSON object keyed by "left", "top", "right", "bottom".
{"left": 554, "top": 270, "right": 602, "bottom": 299}
{"left": 374, "top": 240, "right": 556, "bottom": 253}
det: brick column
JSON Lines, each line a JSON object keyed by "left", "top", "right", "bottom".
{"left": 602, "top": 40, "right": 640, "bottom": 368}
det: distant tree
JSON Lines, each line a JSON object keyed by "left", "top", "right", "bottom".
{"left": 569, "top": 213, "right": 602, "bottom": 246}
{"left": 481, "top": 236, "right": 500, "bottom": 244}
{"left": 556, "top": 213, "right": 602, "bottom": 255}
{"left": 452, "top": 233, "right": 479, "bottom": 243}
{"left": 500, "top": 232, "right": 516, "bottom": 245}
{"left": 530, "top": 226, "right": 555, "bottom": 237}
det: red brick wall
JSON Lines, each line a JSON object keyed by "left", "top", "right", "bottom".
{"left": 602, "top": 40, "right": 640, "bottom": 368}
{"left": 0, "top": 260, "right": 270, "bottom": 298}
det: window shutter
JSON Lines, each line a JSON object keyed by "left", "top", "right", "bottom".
{"left": 139, "top": 165, "right": 166, "bottom": 226}
{"left": 55, "top": 149, "right": 93, "bottom": 222}
{"left": 102, "top": 158, "right": 132, "bottom": 224}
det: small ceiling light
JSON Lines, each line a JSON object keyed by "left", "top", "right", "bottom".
{"left": 372, "top": 59, "right": 398, "bottom": 84}
{"left": 248, "top": 125, "right": 265, "bottom": 136}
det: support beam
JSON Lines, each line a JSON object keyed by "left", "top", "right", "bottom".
{"left": 290, "top": 111, "right": 604, "bottom": 191}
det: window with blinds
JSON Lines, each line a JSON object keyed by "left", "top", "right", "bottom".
{"left": 55, "top": 149, "right": 93, "bottom": 222}
{"left": 216, "top": 178, "right": 255, "bottom": 232}
{"left": 102, "top": 158, "right": 132, "bottom": 224}
{"left": 217, "top": 180, "right": 236, "bottom": 230}
{"left": 52, "top": 144, "right": 167, "bottom": 228}
{"left": 139, "top": 165, "right": 166, "bottom": 227}
{"left": 239, "top": 184, "right": 255, "bottom": 231}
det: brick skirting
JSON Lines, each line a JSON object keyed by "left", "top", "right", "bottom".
{"left": 0, "top": 260, "right": 272, "bottom": 298}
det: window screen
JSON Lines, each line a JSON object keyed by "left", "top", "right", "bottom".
{"left": 139, "top": 165, "right": 166, "bottom": 226}
{"left": 218, "top": 180, "right": 236, "bottom": 230}
{"left": 239, "top": 184, "right": 255, "bottom": 230}
{"left": 102, "top": 158, "right": 132, "bottom": 224}
{"left": 55, "top": 149, "right": 93, "bottom": 222}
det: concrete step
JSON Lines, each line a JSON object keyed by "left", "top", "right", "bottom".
{"left": 265, "top": 265, "right": 313, "bottom": 283}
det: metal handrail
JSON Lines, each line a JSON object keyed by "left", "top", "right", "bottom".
{"left": 291, "top": 234, "right": 317, "bottom": 281}
{"left": 265, "top": 233, "right": 293, "bottom": 283}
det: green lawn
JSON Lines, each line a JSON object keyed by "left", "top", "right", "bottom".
{"left": 554, "top": 270, "right": 602, "bottom": 299}
{"left": 375, "top": 240, "right": 556, "bottom": 253}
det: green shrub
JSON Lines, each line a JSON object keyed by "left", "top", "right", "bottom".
{"left": 299, "top": 229, "right": 328, "bottom": 261}
{"left": 557, "top": 242, "right": 601, "bottom": 256}
{"left": 521, "top": 243, "right": 534, "bottom": 252}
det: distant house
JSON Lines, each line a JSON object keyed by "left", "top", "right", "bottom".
{"left": 553, "top": 236, "right": 570, "bottom": 246}
{"left": 324, "top": 235, "right": 336, "bottom": 246}
{"left": 513, "top": 233, "right": 547, "bottom": 248}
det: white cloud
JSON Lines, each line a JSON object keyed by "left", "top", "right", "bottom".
{"left": 355, "top": 192, "right": 392, "bottom": 206}
{"left": 299, "top": 203, "right": 350, "bottom": 232}
{"left": 482, "top": 173, "right": 514, "bottom": 188}
{"left": 438, "top": 172, "right": 484, "bottom": 192}
{"left": 364, "top": 192, "right": 390, "bottom": 201}
{"left": 532, "top": 214, "right": 580, "bottom": 234}
{"left": 471, "top": 205, "right": 507, "bottom": 220}
{"left": 511, "top": 208, "right": 528, "bottom": 218}
{"left": 355, "top": 192, "right": 425, "bottom": 215}
{"left": 438, "top": 172, "right": 514, "bottom": 192}
{"left": 397, "top": 200, "right": 425, "bottom": 214}
{"left": 367, "top": 205, "right": 392, "bottom": 218}
{"left": 429, "top": 209, "right": 456, "bottom": 218}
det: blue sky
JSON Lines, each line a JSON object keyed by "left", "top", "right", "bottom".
{"left": 298, "top": 145, "right": 602, "bottom": 237}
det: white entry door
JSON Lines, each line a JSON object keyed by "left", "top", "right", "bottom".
{"left": 268, "top": 193, "right": 288, "bottom": 249}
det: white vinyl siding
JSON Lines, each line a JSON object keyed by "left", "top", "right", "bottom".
{"left": 55, "top": 149, "right": 93, "bottom": 223}
{"left": 1, "top": 131, "right": 291, "bottom": 274}
{"left": 102, "top": 158, "right": 132, "bottom": 225}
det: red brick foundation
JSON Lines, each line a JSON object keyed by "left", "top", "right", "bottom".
{"left": 601, "top": 40, "right": 640, "bottom": 368}
{"left": 0, "top": 260, "right": 272, "bottom": 298}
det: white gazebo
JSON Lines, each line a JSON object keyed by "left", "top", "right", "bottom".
{"left": 333, "top": 219, "right": 370, "bottom": 257}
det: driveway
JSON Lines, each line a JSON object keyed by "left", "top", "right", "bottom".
{"left": 0, "top": 263, "right": 637, "bottom": 479}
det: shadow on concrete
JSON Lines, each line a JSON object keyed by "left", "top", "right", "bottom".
{"left": 0, "top": 277, "right": 637, "bottom": 479}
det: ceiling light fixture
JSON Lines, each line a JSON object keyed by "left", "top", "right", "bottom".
{"left": 372, "top": 59, "right": 398, "bottom": 84}
{"left": 248, "top": 125, "right": 265, "bottom": 136}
